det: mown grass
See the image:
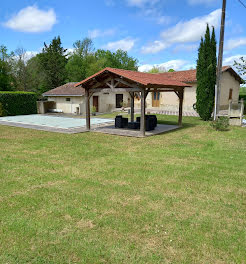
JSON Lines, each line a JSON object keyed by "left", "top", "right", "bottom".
{"left": 0, "top": 115, "right": 246, "bottom": 263}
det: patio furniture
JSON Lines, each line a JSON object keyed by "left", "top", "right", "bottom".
{"left": 136, "top": 115, "right": 157, "bottom": 131}
{"left": 115, "top": 115, "right": 128, "bottom": 128}
{"left": 128, "top": 121, "right": 140, "bottom": 130}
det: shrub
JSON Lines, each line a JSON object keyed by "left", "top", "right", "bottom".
{"left": 0, "top": 91, "right": 37, "bottom": 116}
{"left": 0, "top": 102, "right": 4, "bottom": 116}
{"left": 210, "top": 116, "right": 229, "bottom": 131}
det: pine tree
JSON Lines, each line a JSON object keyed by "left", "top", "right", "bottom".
{"left": 38, "top": 36, "right": 67, "bottom": 90}
{"left": 196, "top": 24, "right": 217, "bottom": 120}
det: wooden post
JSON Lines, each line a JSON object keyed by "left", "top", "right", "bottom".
{"left": 240, "top": 98, "right": 244, "bottom": 125}
{"left": 178, "top": 89, "right": 184, "bottom": 126}
{"left": 85, "top": 89, "right": 91, "bottom": 131}
{"left": 140, "top": 89, "right": 146, "bottom": 137}
{"left": 130, "top": 92, "right": 135, "bottom": 122}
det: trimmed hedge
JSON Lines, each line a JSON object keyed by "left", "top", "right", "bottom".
{"left": 0, "top": 91, "right": 37, "bottom": 116}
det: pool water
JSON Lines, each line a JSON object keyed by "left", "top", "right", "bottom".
{"left": 0, "top": 115, "right": 113, "bottom": 129}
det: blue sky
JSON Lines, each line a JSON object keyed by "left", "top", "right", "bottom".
{"left": 1, "top": 0, "right": 246, "bottom": 71}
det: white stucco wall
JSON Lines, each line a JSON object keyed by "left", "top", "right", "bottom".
{"left": 47, "top": 96, "right": 84, "bottom": 114}
{"left": 220, "top": 71, "right": 240, "bottom": 109}
{"left": 137, "top": 71, "right": 240, "bottom": 112}
{"left": 47, "top": 91, "right": 131, "bottom": 114}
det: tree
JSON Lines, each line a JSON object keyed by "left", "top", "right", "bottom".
{"left": 0, "top": 45, "right": 14, "bottom": 91}
{"left": 148, "top": 66, "right": 166, "bottom": 73}
{"left": 12, "top": 48, "right": 29, "bottom": 91}
{"left": 38, "top": 36, "right": 67, "bottom": 91}
{"left": 196, "top": 24, "right": 217, "bottom": 121}
{"left": 168, "top": 69, "right": 175, "bottom": 72}
{"left": 25, "top": 55, "right": 48, "bottom": 95}
{"left": 66, "top": 38, "right": 95, "bottom": 82}
{"left": 86, "top": 49, "right": 138, "bottom": 77}
{"left": 234, "top": 57, "right": 246, "bottom": 83}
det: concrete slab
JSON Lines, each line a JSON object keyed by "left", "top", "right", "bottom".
{"left": 92, "top": 124, "right": 180, "bottom": 137}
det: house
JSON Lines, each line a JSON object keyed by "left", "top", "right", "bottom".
{"left": 135, "top": 66, "right": 243, "bottom": 113}
{"left": 42, "top": 66, "right": 242, "bottom": 115}
{"left": 42, "top": 82, "right": 131, "bottom": 114}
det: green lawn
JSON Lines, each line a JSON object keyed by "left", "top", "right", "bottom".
{"left": 0, "top": 115, "right": 246, "bottom": 263}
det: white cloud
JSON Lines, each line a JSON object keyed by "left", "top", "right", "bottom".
{"left": 88, "top": 28, "right": 115, "bottom": 39}
{"left": 141, "top": 41, "right": 170, "bottom": 54}
{"left": 225, "top": 38, "right": 246, "bottom": 51}
{"left": 173, "top": 44, "right": 198, "bottom": 53}
{"left": 223, "top": 55, "right": 246, "bottom": 66}
{"left": 126, "top": 0, "right": 159, "bottom": 8}
{"left": 25, "top": 51, "right": 38, "bottom": 61}
{"left": 103, "top": 37, "right": 136, "bottom": 51}
{"left": 188, "top": 0, "right": 218, "bottom": 5}
{"left": 139, "top": 59, "right": 188, "bottom": 72}
{"left": 4, "top": 5, "right": 56, "bottom": 33}
{"left": 161, "top": 9, "right": 221, "bottom": 43}
{"left": 141, "top": 9, "right": 221, "bottom": 54}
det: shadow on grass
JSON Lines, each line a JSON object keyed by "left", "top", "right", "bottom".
{"left": 157, "top": 119, "right": 197, "bottom": 130}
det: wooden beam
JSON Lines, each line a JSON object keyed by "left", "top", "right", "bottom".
{"left": 90, "top": 77, "right": 112, "bottom": 89}
{"left": 178, "top": 89, "right": 184, "bottom": 127}
{"left": 130, "top": 92, "right": 135, "bottom": 122}
{"left": 89, "top": 87, "right": 141, "bottom": 93}
{"left": 145, "top": 88, "right": 150, "bottom": 99}
{"left": 140, "top": 89, "right": 146, "bottom": 137}
{"left": 114, "top": 78, "right": 142, "bottom": 91}
{"left": 85, "top": 89, "right": 91, "bottom": 131}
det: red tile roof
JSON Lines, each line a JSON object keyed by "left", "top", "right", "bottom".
{"left": 158, "top": 66, "right": 242, "bottom": 84}
{"left": 43, "top": 83, "right": 85, "bottom": 96}
{"left": 75, "top": 67, "right": 190, "bottom": 88}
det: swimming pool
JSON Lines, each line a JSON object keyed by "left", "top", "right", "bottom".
{"left": 0, "top": 115, "right": 113, "bottom": 129}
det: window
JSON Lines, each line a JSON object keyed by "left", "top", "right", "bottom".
{"left": 66, "top": 98, "right": 71, "bottom": 102}
{"left": 229, "top": 89, "right": 233, "bottom": 100}
{"left": 154, "top": 92, "right": 157, "bottom": 100}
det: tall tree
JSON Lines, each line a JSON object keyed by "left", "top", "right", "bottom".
{"left": 0, "top": 45, "right": 14, "bottom": 91}
{"left": 25, "top": 55, "right": 48, "bottom": 95}
{"left": 234, "top": 57, "right": 246, "bottom": 83}
{"left": 66, "top": 38, "right": 95, "bottom": 82}
{"left": 196, "top": 25, "right": 217, "bottom": 120}
{"left": 38, "top": 36, "right": 67, "bottom": 90}
{"left": 92, "top": 49, "right": 138, "bottom": 72}
{"left": 147, "top": 66, "right": 166, "bottom": 73}
{"left": 12, "top": 48, "right": 29, "bottom": 91}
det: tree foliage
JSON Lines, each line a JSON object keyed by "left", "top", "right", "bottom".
{"left": 196, "top": 25, "right": 217, "bottom": 121}
{"left": 0, "top": 36, "right": 139, "bottom": 95}
{"left": 147, "top": 66, "right": 166, "bottom": 73}
{"left": 0, "top": 45, "right": 14, "bottom": 91}
{"left": 38, "top": 36, "right": 67, "bottom": 91}
{"left": 234, "top": 57, "right": 246, "bottom": 83}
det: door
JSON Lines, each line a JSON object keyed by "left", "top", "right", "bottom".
{"left": 152, "top": 92, "right": 160, "bottom": 107}
{"left": 116, "top": 94, "right": 123, "bottom": 108}
{"left": 229, "top": 89, "right": 233, "bottom": 100}
{"left": 93, "top": 96, "right": 99, "bottom": 112}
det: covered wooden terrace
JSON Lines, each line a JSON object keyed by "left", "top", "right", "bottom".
{"left": 75, "top": 67, "right": 190, "bottom": 137}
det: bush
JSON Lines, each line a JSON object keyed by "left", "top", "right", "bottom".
{"left": 0, "top": 102, "right": 4, "bottom": 117}
{"left": 210, "top": 116, "right": 229, "bottom": 131}
{"left": 0, "top": 91, "right": 37, "bottom": 116}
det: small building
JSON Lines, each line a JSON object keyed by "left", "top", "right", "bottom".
{"left": 42, "top": 82, "right": 131, "bottom": 114}
{"left": 135, "top": 66, "right": 242, "bottom": 113}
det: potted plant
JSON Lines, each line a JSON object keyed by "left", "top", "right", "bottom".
{"left": 120, "top": 101, "right": 128, "bottom": 111}
{"left": 91, "top": 106, "right": 97, "bottom": 116}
